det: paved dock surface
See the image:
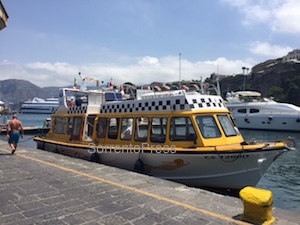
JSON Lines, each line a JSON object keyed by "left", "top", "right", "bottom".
{"left": 0, "top": 141, "right": 299, "bottom": 225}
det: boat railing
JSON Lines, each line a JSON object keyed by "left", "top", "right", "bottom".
{"left": 253, "top": 111, "right": 300, "bottom": 116}
{"left": 139, "top": 89, "right": 186, "bottom": 100}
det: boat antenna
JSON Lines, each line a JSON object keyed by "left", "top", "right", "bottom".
{"left": 130, "top": 87, "right": 136, "bottom": 100}
{"left": 78, "top": 72, "right": 87, "bottom": 91}
{"left": 216, "top": 76, "right": 221, "bottom": 96}
{"left": 200, "top": 76, "right": 204, "bottom": 94}
{"left": 66, "top": 65, "right": 68, "bottom": 85}
{"left": 179, "top": 53, "right": 182, "bottom": 89}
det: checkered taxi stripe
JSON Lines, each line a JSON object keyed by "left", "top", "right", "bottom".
{"left": 68, "top": 105, "right": 87, "bottom": 114}
{"left": 99, "top": 95, "right": 225, "bottom": 114}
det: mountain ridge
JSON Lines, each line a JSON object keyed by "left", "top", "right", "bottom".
{"left": 0, "top": 79, "right": 61, "bottom": 110}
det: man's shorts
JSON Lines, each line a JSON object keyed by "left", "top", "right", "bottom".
{"left": 8, "top": 132, "right": 20, "bottom": 144}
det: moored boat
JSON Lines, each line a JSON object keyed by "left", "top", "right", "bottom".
{"left": 21, "top": 97, "right": 59, "bottom": 114}
{"left": 226, "top": 91, "right": 300, "bottom": 131}
{"left": 34, "top": 87, "right": 295, "bottom": 191}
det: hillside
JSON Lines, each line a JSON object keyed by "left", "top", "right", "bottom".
{"left": 218, "top": 61, "right": 300, "bottom": 106}
{"left": 0, "top": 79, "right": 60, "bottom": 110}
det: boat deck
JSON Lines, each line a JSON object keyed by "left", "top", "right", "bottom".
{"left": 0, "top": 141, "right": 298, "bottom": 225}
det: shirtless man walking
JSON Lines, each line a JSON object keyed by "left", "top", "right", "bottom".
{"left": 6, "top": 114, "right": 24, "bottom": 154}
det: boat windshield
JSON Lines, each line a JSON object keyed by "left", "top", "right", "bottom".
{"left": 217, "top": 115, "right": 237, "bottom": 136}
{"left": 195, "top": 115, "right": 237, "bottom": 138}
{"left": 195, "top": 116, "right": 221, "bottom": 138}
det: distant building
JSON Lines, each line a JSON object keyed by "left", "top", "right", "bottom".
{"left": 210, "top": 73, "right": 230, "bottom": 82}
{"left": 283, "top": 49, "right": 300, "bottom": 62}
{"left": 150, "top": 81, "right": 163, "bottom": 87}
{"left": 252, "top": 50, "right": 300, "bottom": 76}
{"left": 252, "top": 59, "right": 281, "bottom": 74}
{"left": 0, "top": 0, "right": 9, "bottom": 30}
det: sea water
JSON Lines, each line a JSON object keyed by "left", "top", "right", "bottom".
{"left": 1, "top": 113, "right": 299, "bottom": 212}
{"left": 241, "top": 129, "right": 300, "bottom": 212}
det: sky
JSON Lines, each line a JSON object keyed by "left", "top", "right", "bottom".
{"left": 0, "top": 0, "right": 299, "bottom": 88}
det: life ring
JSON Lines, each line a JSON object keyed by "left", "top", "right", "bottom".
{"left": 67, "top": 100, "right": 74, "bottom": 108}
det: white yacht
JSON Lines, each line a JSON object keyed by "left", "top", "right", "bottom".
{"left": 0, "top": 100, "right": 5, "bottom": 113}
{"left": 226, "top": 91, "right": 300, "bottom": 131}
{"left": 21, "top": 97, "right": 59, "bottom": 114}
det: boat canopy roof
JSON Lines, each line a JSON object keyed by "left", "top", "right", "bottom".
{"left": 235, "top": 91, "right": 261, "bottom": 97}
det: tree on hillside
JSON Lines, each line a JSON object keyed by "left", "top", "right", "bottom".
{"left": 267, "top": 86, "right": 285, "bottom": 102}
{"left": 283, "top": 76, "right": 300, "bottom": 105}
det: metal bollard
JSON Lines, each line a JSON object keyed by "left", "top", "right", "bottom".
{"left": 239, "top": 186, "right": 275, "bottom": 225}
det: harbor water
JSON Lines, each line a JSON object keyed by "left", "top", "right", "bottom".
{"left": 1, "top": 113, "right": 299, "bottom": 212}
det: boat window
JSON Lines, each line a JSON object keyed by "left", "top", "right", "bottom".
{"left": 67, "top": 117, "right": 73, "bottom": 135}
{"left": 97, "top": 118, "right": 108, "bottom": 138}
{"left": 87, "top": 115, "right": 96, "bottom": 140}
{"left": 120, "top": 118, "right": 133, "bottom": 140}
{"left": 72, "top": 117, "right": 82, "bottom": 137}
{"left": 108, "top": 118, "right": 120, "bottom": 139}
{"left": 237, "top": 109, "right": 247, "bottom": 113}
{"left": 135, "top": 117, "right": 149, "bottom": 142}
{"left": 170, "top": 117, "right": 196, "bottom": 141}
{"left": 53, "top": 117, "right": 67, "bottom": 134}
{"left": 105, "top": 93, "right": 123, "bottom": 101}
{"left": 250, "top": 108, "right": 259, "bottom": 113}
{"left": 217, "top": 115, "right": 237, "bottom": 136}
{"left": 196, "top": 116, "right": 221, "bottom": 139}
{"left": 150, "top": 117, "right": 167, "bottom": 143}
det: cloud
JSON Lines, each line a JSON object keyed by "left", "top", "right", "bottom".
{"left": 138, "top": 56, "right": 160, "bottom": 66}
{"left": 271, "top": 0, "right": 300, "bottom": 34}
{"left": 248, "top": 41, "right": 292, "bottom": 58}
{"left": 0, "top": 56, "right": 254, "bottom": 88}
{"left": 220, "top": 0, "right": 272, "bottom": 25}
{"left": 241, "top": 4, "right": 271, "bottom": 26}
{"left": 221, "top": 0, "right": 300, "bottom": 34}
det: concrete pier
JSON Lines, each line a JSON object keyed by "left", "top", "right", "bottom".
{"left": 0, "top": 141, "right": 299, "bottom": 225}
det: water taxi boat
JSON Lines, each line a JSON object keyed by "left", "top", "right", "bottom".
{"left": 34, "top": 88, "right": 295, "bottom": 191}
